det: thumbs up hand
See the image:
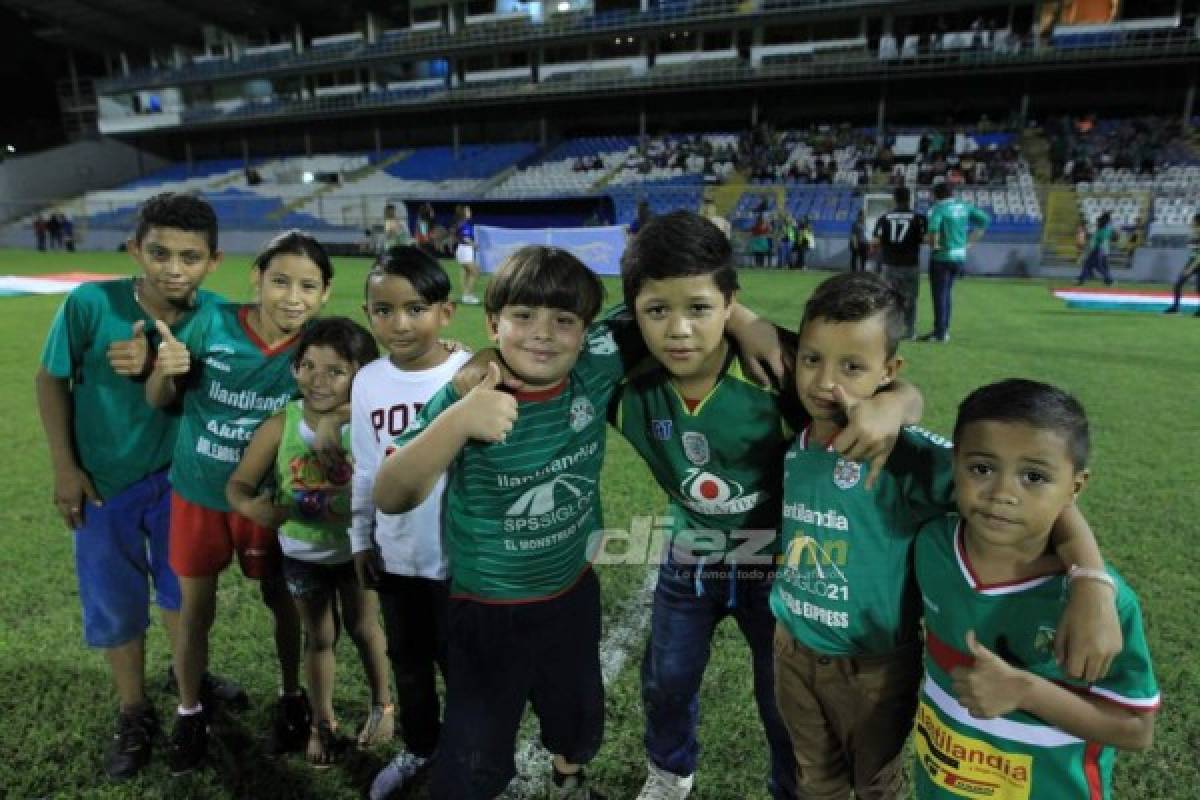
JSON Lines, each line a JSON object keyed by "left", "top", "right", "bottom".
{"left": 455, "top": 361, "right": 518, "bottom": 444}
{"left": 107, "top": 319, "right": 151, "bottom": 377}
{"left": 153, "top": 319, "right": 192, "bottom": 377}
{"left": 950, "top": 630, "right": 1030, "bottom": 719}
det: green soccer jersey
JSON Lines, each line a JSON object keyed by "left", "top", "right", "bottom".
{"left": 393, "top": 321, "right": 630, "bottom": 602}
{"left": 929, "top": 198, "right": 990, "bottom": 262}
{"left": 770, "top": 425, "right": 955, "bottom": 656}
{"left": 170, "top": 303, "right": 301, "bottom": 510}
{"left": 913, "top": 516, "right": 1160, "bottom": 800}
{"left": 39, "top": 278, "right": 218, "bottom": 500}
{"left": 1089, "top": 225, "right": 1114, "bottom": 255}
{"left": 276, "top": 401, "right": 353, "bottom": 547}
{"left": 609, "top": 346, "right": 803, "bottom": 559}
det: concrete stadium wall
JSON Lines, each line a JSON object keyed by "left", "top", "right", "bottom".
{"left": 0, "top": 138, "right": 170, "bottom": 224}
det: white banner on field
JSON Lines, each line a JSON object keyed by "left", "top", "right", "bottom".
{"left": 476, "top": 224, "right": 626, "bottom": 275}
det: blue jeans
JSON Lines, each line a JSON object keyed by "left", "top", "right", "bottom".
{"left": 1077, "top": 249, "right": 1114, "bottom": 285}
{"left": 929, "top": 258, "right": 961, "bottom": 339}
{"left": 777, "top": 240, "right": 793, "bottom": 269}
{"left": 642, "top": 558, "right": 797, "bottom": 799}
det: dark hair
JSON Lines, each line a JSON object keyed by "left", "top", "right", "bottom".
{"left": 292, "top": 316, "right": 379, "bottom": 369}
{"left": 933, "top": 182, "right": 953, "bottom": 200}
{"left": 1097, "top": 212, "right": 1112, "bottom": 227}
{"left": 368, "top": 245, "right": 451, "bottom": 303}
{"left": 134, "top": 192, "right": 219, "bottom": 253}
{"left": 485, "top": 245, "right": 605, "bottom": 323}
{"left": 800, "top": 272, "right": 909, "bottom": 358}
{"left": 253, "top": 229, "right": 334, "bottom": 285}
{"left": 893, "top": 186, "right": 911, "bottom": 208}
{"left": 954, "top": 379, "right": 1090, "bottom": 469}
{"left": 621, "top": 210, "right": 737, "bottom": 308}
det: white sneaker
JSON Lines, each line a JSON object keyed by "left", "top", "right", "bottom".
{"left": 369, "top": 750, "right": 430, "bottom": 800}
{"left": 460, "top": 293, "right": 481, "bottom": 305}
{"left": 636, "top": 761, "right": 694, "bottom": 800}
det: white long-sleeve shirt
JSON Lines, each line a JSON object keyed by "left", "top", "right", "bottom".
{"left": 349, "top": 350, "right": 471, "bottom": 579}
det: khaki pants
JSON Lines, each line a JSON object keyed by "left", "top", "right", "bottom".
{"left": 773, "top": 625, "right": 922, "bottom": 800}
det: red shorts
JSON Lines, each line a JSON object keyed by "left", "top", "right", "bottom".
{"left": 169, "top": 492, "right": 281, "bottom": 579}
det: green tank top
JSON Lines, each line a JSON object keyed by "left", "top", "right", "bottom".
{"left": 275, "top": 401, "right": 353, "bottom": 546}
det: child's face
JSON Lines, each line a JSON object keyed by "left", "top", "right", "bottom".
{"left": 364, "top": 274, "right": 453, "bottom": 370}
{"left": 487, "top": 305, "right": 585, "bottom": 389}
{"left": 129, "top": 226, "right": 220, "bottom": 307}
{"left": 254, "top": 254, "right": 330, "bottom": 338}
{"left": 633, "top": 275, "right": 733, "bottom": 387}
{"left": 794, "top": 314, "right": 901, "bottom": 424}
{"left": 954, "top": 420, "right": 1088, "bottom": 550}
{"left": 293, "top": 344, "right": 355, "bottom": 414}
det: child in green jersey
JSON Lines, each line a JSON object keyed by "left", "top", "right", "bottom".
{"left": 146, "top": 230, "right": 335, "bottom": 775}
{"left": 35, "top": 192, "right": 240, "bottom": 781}
{"left": 772, "top": 273, "right": 1122, "bottom": 800}
{"left": 227, "top": 317, "right": 392, "bottom": 767}
{"left": 613, "top": 211, "right": 923, "bottom": 800}
{"left": 374, "top": 245, "right": 626, "bottom": 800}
{"left": 913, "top": 379, "right": 1157, "bottom": 799}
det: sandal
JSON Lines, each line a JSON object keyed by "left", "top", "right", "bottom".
{"left": 357, "top": 703, "right": 395, "bottom": 748}
{"left": 306, "top": 720, "right": 343, "bottom": 768}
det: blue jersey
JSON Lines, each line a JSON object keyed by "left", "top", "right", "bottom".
{"left": 457, "top": 220, "right": 476, "bottom": 244}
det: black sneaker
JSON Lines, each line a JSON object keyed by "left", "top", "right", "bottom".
{"left": 168, "top": 711, "right": 208, "bottom": 775}
{"left": 265, "top": 689, "right": 312, "bottom": 757}
{"left": 166, "top": 666, "right": 251, "bottom": 713}
{"left": 105, "top": 705, "right": 158, "bottom": 781}
{"left": 1164, "top": 305, "right": 1180, "bottom": 314}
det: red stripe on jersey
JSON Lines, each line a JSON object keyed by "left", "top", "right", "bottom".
{"left": 682, "top": 396, "right": 701, "bottom": 412}
{"left": 512, "top": 378, "right": 567, "bottom": 403}
{"left": 954, "top": 525, "right": 1063, "bottom": 593}
{"left": 238, "top": 304, "right": 302, "bottom": 357}
{"left": 926, "top": 628, "right": 975, "bottom": 674}
{"left": 1083, "top": 741, "right": 1103, "bottom": 800}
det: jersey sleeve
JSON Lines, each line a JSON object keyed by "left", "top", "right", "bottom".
{"left": 391, "top": 382, "right": 461, "bottom": 451}
{"left": 349, "top": 370, "right": 381, "bottom": 554}
{"left": 927, "top": 205, "right": 944, "bottom": 239}
{"left": 1087, "top": 584, "right": 1161, "bottom": 713}
{"left": 578, "top": 302, "right": 649, "bottom": 385}
{"left": 896, "top": 427, "right": 957, "bottom": 526}
{"left": 872, "top": 215, "right": 886, "bottom": 240}
{"left": 969, "top": 205, "right": 991, "bottom": 231}
{"left": 916, "top": 213, "right": 929, "bottom": 239}
{"left": 40, "top": 287, "right": 96, "bottom": 379}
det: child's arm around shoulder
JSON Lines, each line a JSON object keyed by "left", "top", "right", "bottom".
{"left": 952, "top": 630, "right": 1154, "bottom": 752}
{"left": 375, "top": 363, "right": 516, "bottom": 514}
{"left": 145, "top": 320, "right": 192, "bottom": 407}
{"left": 225, "top": 414, "right": 289, "bottom": 531}
{"left": 1049, "top": 505, "right": 1123, "bottom": 682}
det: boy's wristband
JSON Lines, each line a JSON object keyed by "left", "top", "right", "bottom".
{"left": 1066, "top": 565, "right": 1117, "bottom": 593}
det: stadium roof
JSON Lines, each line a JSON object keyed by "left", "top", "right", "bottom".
{"left": 0, "top": 0, "right": 394, "bottom": 53}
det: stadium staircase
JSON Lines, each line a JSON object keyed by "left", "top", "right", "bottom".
{"left": 1020, "top": 128, "right": 1053, "bottom": 183}
{"left": 265, "top": 152, "right": 410, "bottom": 224}
{"left": 710, "top": 169, "right": 749, "bottom": 217}
{"left": 1041, "top": 187, "right": 1083, "bottom": 267}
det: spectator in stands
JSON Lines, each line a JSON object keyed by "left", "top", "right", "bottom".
{"left": 920, "top": 182, "right": 989, "bottom": 343}
{"left": 1077, "top": 212, "right": 1118, "bottom": 287}
{"left": 848, "top": 210, "right": 869, "bottom": 272}
{"left": 452, "top": 204, "right": 482, "bottom": 305}
{"left": 1164, "top": 213, "right": 1200, "bottom": 316}
{"left": 33, "top": 214, "right": 47, "bottom": 251}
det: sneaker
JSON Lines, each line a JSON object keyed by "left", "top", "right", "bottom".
{"left": 105, "top": 705, "right": 158, "bottom": 781}
{"left": 460, "top": 294, "right": 481, "bottom": 305}
{"left": 168, "top": 711, "right": 208, "bottom": 775}
{"left": 264, "top": 689, "right": 312, "bottom": 757}
{"left": 165, "top": 666, "right": 250, "bottom": 713}
{"left": 916, "top": 332, "right": 949, "bottom": 343}
{"left": 1164, "top": 305, "right": 1180, "bottom": 314}
{"left": 636, "top": 761, "right": 694, "bottom": 800}
{"left": 553, "top": 766, "right": 606, "bottom": 799}
{"left": 369, "top": 750, "right": 431, "bottom": 800}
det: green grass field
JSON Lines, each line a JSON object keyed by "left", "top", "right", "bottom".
{"left": 1, "top": 247, "right": 1196, "bottom": 799}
